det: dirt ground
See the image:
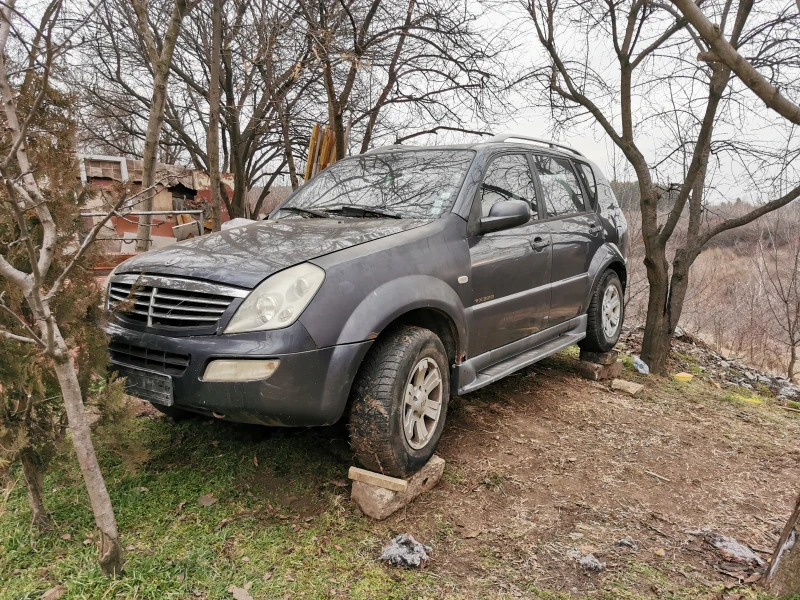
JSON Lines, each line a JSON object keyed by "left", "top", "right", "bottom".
{"left": 31, "top": 345, "right": 798, "bottom": 599}
{"left": 371, "top": 352, "right": 800, "bottom": 598}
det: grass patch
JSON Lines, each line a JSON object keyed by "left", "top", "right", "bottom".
{"left": 0, "top": 416, "right": 444, "bottom": 600}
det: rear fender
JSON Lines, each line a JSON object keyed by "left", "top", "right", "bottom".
{"left": 584, "top": 245, "right": 626, "bottom": 311}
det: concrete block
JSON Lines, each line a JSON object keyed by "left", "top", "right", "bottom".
{"left": 579, "top": 349, "right": 619, "bottom": 365}
{"left": 611, "top": 378, "right": 644, "bottom": 396}
{"left": 350, "top": 455, "right": 445, "bottom": 520}
{"left": 576, "top": 359, "right": 623, "bottom": 381}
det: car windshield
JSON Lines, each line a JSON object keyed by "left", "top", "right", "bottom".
{"left": 276, "top": 150, "right": 475, "bottom": 220}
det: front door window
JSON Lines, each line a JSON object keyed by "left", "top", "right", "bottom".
{"left": 480, "top": 154, "right": 538, "bottom": 217}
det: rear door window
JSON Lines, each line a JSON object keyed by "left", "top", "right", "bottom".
{"left": 531, "top": 154, "right": 586, "bottom": 217}
{"left": 480, "top": 154, "right": 538, "bottom": 217}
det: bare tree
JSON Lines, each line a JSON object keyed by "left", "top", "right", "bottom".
{"left": 753, "top": 215, "right": 800, "bottom": 379}
{"left": 130, "top": 0, "right": 197, "bottom": 250}
{"left": 517, "top": 0, "right": 800, "bottom": 374}
{"left": 297, "top": 0, "right": 502, "bottom": 157}
{"left": 0, "top": 0, "right": 127, "bottom": 573}
{"left": 77, "top": 0, "right": 313, "bottom": 219}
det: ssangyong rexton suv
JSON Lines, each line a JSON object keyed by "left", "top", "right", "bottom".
{"left": 106, "top": 135, "right": 628, "bottom": 476}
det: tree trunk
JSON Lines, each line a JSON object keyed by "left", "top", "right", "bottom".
{"left": 789, "top": 343, "right": 797, "bottom": 380}
{"left": 765, "top": 493, "right": 800, "bottom": 597}
{"left": 50, "top": 326, "right": 123, "bottom": 575}
{"left": 207, "top": 0, "right": 223, "bottom": 231}
{"left": 332, "top": 107, "right": 346, "bottom": 160}
{"left": 640, "top": 245, "right": 693, "bottom": 375}
{"left": 134, "top": 0, "right": 191, "bottom": 251}
{"left": 20, "top": 448, "right": 51, "bottom": 531}
{"left": 229, "top": 157, "right": 247, "bottom": 218}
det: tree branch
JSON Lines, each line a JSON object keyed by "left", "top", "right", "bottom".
{"left": 669, "top": 0, "right": 800, "bottom": 125}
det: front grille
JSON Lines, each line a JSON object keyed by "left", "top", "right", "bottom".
{"left": 109, "top": 341, "right": 189, "bottom": 376}
{"left": 107, "top": 274, "right": 248, "bottom": 329}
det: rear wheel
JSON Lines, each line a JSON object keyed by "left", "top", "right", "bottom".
{"left": 579, "top": 269, "right": 624, "bottom": 352}
{"left": 348, "top": 326, "right": 449, "bottom": 477}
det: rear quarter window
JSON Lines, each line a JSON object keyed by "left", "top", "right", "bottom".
{"left": 576, "top": 162, "right": 597, "bottom": 209}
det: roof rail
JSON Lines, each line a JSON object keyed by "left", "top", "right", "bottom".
{"left": 364, "top": 144, "right": 408, "bottom": 154}
{"left": 485, "top": 134, "right": 585, "bottom": 158}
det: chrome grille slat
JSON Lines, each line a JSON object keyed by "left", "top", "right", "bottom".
{"left": 153, "top": 291, "right": 232, "bottom": 306}
{"left": 150, "top": 314, "right": 219, "bottom": 321}
{"left": 108, "top": 275, "right": 244, "bottom": 329}
{"left": 150, "top": 302, "right": 227, "bottom": 314}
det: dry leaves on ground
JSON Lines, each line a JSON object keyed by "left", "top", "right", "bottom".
{"left": 198, "top": 494, "right": 218, "bottom": 507}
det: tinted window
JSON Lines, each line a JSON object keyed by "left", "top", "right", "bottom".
{"left": 280, "top": 150, "right": 474, "bottom": 219}
{"left": 532, "top": 155, "right": 586, "bottom": 217}
{"left": 577, "top": 162, "right": 596, "bottom": 208}
{"left": 480, "top": 154, "right": 537, "bottom": 218}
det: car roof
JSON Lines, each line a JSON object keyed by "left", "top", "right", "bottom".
{"left": 364, "top": 134, "right": 592, "bottom": 164}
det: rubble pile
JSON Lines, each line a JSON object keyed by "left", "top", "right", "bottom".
{"left": 618, "top": 326, "right": 800, "bottom": 404}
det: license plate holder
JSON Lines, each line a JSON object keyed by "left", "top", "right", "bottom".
{"left": 112, "top": 363, "right": 174, "bottom": 406}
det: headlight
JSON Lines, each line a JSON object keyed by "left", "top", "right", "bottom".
{"left": 224, "top": 263, "right": 325, "bottom": 334}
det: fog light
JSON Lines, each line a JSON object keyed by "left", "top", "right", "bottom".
{"left": 202, "top": 359, "right": 279, "bottom": 382}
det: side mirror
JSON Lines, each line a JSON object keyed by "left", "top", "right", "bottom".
{"left": 479, "top": 200, "right": 530, "bottom": 234}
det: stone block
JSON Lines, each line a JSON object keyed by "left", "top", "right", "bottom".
{"left": 611, "top": 378, "right": 644, "bottom": 396}
{"left": 350, "top": 455, "right": 445, "bottom": 520}
{"left": 579, "top": 349, "right": 619, "bottom": 365}
{"left": 576, "top": 359, "right": 623, "bottom": 381}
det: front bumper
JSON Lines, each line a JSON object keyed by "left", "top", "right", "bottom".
{"left": 106, "top": 322, "right": 372, "bottom": 426}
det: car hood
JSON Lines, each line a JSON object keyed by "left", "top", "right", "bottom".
{"left": 115, "top": 218, "right": 431, "bottom": 288}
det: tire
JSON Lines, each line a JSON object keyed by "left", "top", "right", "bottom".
{"left": 348, "top": 325, "right": 450, "bottom": 477}
{"left": 579, "top": 269, "right": 624, "bottom": 352}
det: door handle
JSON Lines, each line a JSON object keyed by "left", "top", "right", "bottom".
{"left": 589, "top": 224, "right": 603, "bottom": 236}
{"left": 532, "top": 237, "right": 550, "bottom": 251}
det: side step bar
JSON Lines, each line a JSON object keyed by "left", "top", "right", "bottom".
{"left": 453, "top": 315, "right": 587, "bottom": 395}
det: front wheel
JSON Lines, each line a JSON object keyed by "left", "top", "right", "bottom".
{"left": 579, "top": 270, "right": 624, "bottom": 352}
{"left": 348, "top": 326, "right": 449, "bottom": 477}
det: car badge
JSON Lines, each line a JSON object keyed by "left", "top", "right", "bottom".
{"left": 164, "top": 256, "right": 181, "bottom": 266}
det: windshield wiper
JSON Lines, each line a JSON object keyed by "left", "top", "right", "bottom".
{"left": 280, "top": 206, "right": 331, "bottom": 218}
{"left": 325, "top": 204, "right": 402, "bottom": 219}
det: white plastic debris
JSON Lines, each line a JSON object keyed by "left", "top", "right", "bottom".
{"left": 379, "top": 533, "right": 431, "bottom": 568}
{"left": 567, "top": 549, "right": 606, "bottom": 572}
{"left": 711, "top": 535, "right": 765, "bottom": 567}
{"left": 632, "top": 355, "right": 650, "bottom": 375}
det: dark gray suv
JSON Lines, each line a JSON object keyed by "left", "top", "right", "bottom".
{"left": 106, "top": 135, "right": 628, "bottom": 476}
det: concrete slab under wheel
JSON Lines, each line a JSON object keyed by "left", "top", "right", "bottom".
{"left": 576, "top": 359, "right": 623, "bottom": 381}
{"left": 579, "top": 349, "right": 619, "bottom": 365}
{"left": 350, "top": 455, "right": 445, "bottom": 520}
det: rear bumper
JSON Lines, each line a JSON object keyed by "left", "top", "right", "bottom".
{"left": 106, "top": 322, "right": 372, "bottom": 426}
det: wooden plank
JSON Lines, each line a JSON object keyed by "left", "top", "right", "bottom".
{"left": 319, "top": 127, "right": 332, "bottom": 171}
{"left": 304, "top": 124, "right": 320, "bottom": 181}
{"left": 348, "top": 466, "right": 408, "bottom": 493}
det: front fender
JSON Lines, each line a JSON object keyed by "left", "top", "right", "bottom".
{"left": 335, "top": 275, "right": 468, "bottom": 348}
{"left": 585, "top": 244, "right": 626, "bottom": 310}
